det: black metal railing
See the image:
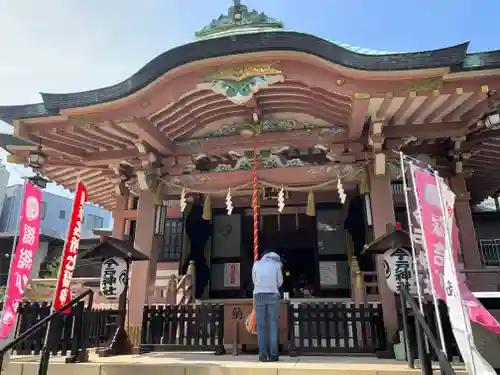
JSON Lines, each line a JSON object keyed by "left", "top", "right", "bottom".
{"left": 140, "top": 303, "right": 225, "bottom": 354}
{"left": 287, "top": 302, "right": 386, "bottom": 355}
{"left": 0, "top": 301, "right": 121, "bottom": 354}
{"left": 0, "top": 289, "right": 94, "bottom": 375}
{"left": 479, "top": 239, "right": 500, "bottom": 267}
{"left": 140, "top": 301, "right": 386, "bottom": 356}
{"left": 399, "top": 285, "right": 455, "bottom": 375}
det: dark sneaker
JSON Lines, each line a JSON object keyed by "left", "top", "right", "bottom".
{"left": 269, "top": 355, "right": 279, "bottom": 362}
{"left": 258, "top": 354, "right": 268, "bottom": 362}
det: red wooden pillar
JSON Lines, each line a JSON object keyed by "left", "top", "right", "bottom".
{"left": 449, "top": 175, "right": 484, "bottom": 290}
{"left": 128, "top": 192, "right": 160, "bottom": 327}
{"left": 368, "top": 168, "right": 398, "bottom": 344}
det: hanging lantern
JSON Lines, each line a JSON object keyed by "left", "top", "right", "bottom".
{"left": 180, "top": 188, "right": 187, "bottom": 212}
{"left": 225, "top": 187, "right": 233, "bottom": 215}
{"left": 337, "top": 176, "right": 346, "bottom": 204}
{"left": 277, "top": 187, "right": 285, "bottom": 213}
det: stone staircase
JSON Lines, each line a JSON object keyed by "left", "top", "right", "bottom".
{"left": 5, "top": 353, "right": 467, "bottom": 375}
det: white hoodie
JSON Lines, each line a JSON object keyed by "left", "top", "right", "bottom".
{"left": 252, "top": 252, "right": 283, "bottom": 295}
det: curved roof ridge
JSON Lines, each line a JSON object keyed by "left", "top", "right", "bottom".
{"left": 330, "top": 40, "right": 400, "bottom": 55}
{"left": 0, "top": 32, "right": 492, "bottom": 124}
{"left": 329, "top": 38, "right": 470, "bottom": 57}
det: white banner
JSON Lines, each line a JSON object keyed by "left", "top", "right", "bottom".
{"left": 440, "top": 177, "right": 495, "bottom": 375}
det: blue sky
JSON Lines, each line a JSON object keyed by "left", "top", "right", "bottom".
{"left": 0, "top": 0, "right": 498, "bottom": 199}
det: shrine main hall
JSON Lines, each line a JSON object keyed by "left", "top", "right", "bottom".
{"left": 1, "top": 0, "right": 500, "bottom": 339}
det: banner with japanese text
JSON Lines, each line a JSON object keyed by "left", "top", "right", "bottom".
{"left": 0, "top": 183, "right": 42, "bottom": 339}
{"left": 53, "top": 183, "right": 87, "bottom": 311}
{"left": 439, "top": 177, "right": 500, "bottom": 334}
{"left": 412, "top": 165, "right": 446, "bottom": 300}
{"left": 405, "top": 165, "right": 431, "bottom": 296}
{"left": 439, "top": 176, "right": 496, "bottom": 374}
{"left": 413, "top": 165, "right": 500, "bottom": 334}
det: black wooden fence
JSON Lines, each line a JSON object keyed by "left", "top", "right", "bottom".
{"left": 140, "top": 302, "right": 385, "bottom": 355}
{"left": 140, "top": 303, "right": 225, "bottom": 354}
{"left": 3, "top": 301, "right": 123, "bottom": 356}
{"left": 288, "top": 302, "right": 386, "bottom": 355}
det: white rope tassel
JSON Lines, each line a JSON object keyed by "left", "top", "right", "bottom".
{"left": 180, "top": 188, "right": 187, "bottom": 212}
{"left": 337, "top": 176, "right": 346, "bottom": 204}
{"left": 225, "top": 187, "right": 233, "bottom": 215}
{"left": 277, "top": 187, "right": 285, "bottom": 213}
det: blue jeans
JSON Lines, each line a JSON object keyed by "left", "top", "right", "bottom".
{"left": 255, "top": 293, "right": 280, "bottom": 357}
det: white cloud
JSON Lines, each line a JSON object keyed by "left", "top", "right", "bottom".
{"left": 0, "top": 2, "right": 115, "bottom": 197}
{"left": 0, "top": 1, "right": 188, "bottom": 198}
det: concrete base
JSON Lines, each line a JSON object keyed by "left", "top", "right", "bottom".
{"left": 4, "top": 353, "right": 467, "bottom": 375}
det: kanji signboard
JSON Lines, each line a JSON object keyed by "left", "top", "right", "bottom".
{"left": 100, "top": 257, "right": 127, "bottom": 299}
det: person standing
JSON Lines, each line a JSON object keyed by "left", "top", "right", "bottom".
{"left": 252, "top": 249, "right": 283, "bottom": 362}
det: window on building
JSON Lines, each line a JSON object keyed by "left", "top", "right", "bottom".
{"left": 86, "top": 214, "right": 104, "bottom": 229}
{"left": 0, "top": 196, "right": 13, "bottom": 231}
{"left": 40, "top": 201, "right": 47, "bottom": 220}
{"left": 59, "top": 210, "right": 66, "bottom": 219}
{"left": 159, "top": 219, "right": 183, "bottom": 261}
{"left": 128, "top": 196, "right": 139, "bottom": 210}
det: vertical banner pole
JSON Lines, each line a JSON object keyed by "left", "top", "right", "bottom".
{"left": 39, "top": 177, "right": 86, "bottom": 373}
{"left": 399, "top": 153, "right": 425, "bottom": 313}
{"left": 408, "top": 161, "right": 447, "bottom": 358}
{"left": 0, "top": 180, "right": 27, "bottom": 370}
{"left": 433, "top": 171, "right": 477, "bottom": 374}
{"left": 400, "top": 154, "right": 432, "bottom": 358}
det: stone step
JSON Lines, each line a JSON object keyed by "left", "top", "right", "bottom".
{"left": 5, "top": 354, "right": 468, "bottom": 375}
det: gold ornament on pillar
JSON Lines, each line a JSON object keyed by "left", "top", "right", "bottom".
{"left": 359, "top": 167, "right": 370, "bottom": 194}
{"left": 152, "top": 183, "right": 162, "bottom": 206}
{"left": 202, "top": 194, "right": 212, "bottom": 220}
{"left": 306, "top": 190, "right": 316, "bottom": 216}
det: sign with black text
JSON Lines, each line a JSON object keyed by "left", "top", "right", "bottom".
{"left": 100, "top": 257, "right": 127, "bottom": 299}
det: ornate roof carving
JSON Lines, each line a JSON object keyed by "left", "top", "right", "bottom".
{"left": 0, "top": 3, "right": 499, "bottom": 124}
{"left": 195, "top": 1, "right": 284, "bottom": 39}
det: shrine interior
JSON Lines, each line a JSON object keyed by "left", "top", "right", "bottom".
{"left": 210, "top": 200, "right": 352, "bottom": 299}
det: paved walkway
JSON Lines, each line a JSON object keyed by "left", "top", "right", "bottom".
{"left": 7, "top": 352, "right": 468, "bottom": 374}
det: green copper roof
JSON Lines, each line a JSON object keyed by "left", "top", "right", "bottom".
{"left": 195, "top": 1, "right": 396, "bottom": 55}
{"left": 330, "top": 41, "right": 398, "bottom": 55}
{"left": 196, "top": 0, "right": 284, "bottom": 39}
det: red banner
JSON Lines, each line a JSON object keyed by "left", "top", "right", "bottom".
{"left": 412, "top": 166, "right": 446, "bottom": 300}
{"left": 0, "top": 183, "right": 42, "bottom": 339}
{"left": 53, "top": 183, "right": 87, "bottom": 311}
{"left": 442, "top": 182, "right": 500, "bottom": 334}
{"left": 413, "top": 165, "right": 500, "bottom": 334}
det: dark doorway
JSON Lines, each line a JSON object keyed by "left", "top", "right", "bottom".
{"left": 243, "top": 210, "right": 317, "bottom": 298}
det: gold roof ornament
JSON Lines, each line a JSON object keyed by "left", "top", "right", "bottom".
{"left": 408, "top": 77, "right": 443, "bottom": 93}
{"left": 198, "top": 62, "right": 284, "bottom": 104}
{"left": 208, "top": 62, "right": 282, "bottom": 82}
